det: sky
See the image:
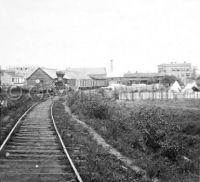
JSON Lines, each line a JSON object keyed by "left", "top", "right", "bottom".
{"left": 0, "top": 0, "right": 200, "bottom": 75}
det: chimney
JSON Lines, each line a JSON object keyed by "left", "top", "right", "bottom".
{"left": 110, "top": 60, "right": 114, "bottom": 73}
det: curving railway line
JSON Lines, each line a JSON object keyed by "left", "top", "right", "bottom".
{"left": 0, "top": 99, "right": 83, "bottom": 182}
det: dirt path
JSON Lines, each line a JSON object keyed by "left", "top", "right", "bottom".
{"left": 62, "top": 103, "right": 145, "bottom": 176}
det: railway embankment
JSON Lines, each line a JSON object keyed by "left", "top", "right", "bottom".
{"left": 53, "top": 98, "right": 142, "bottom": 182}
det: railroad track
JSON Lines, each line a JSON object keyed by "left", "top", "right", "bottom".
{"left": 0, "top": 99, "right": 83, "bottom": 182}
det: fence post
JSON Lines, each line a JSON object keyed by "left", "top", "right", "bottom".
{"left": 131, "top": 91, "right": 133, "bottom": 101}
{"left": 166, "top": 89, "right": 168, "bottom": 101}
{"left": 152, "top": 89, "right": 154, "bottom": 101}
{"left": 0, "top": 104, "right": 1, "bottom": 142}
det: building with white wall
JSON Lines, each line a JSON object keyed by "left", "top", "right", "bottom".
{"left": 158, "top": 62, "right": 196, "bottom": 82}
{"left": 0, "top": 70, "right": 25, "bottom": 86}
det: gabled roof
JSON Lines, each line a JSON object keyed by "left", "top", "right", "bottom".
{"left": 26, "top": 67, "right": 54, "bottom": 80}
{"left": 13, "top": 67, "right": 38, "bottom": 78}
{"left": 42, "top": 68, "right": 58, "bottom": 79}
{"left": 67, "top": 67, "right": 107, "bottom": 76}
{"left": 89, "top": 75, "right": 107, "bottom": 80}
{"left": 26, "top": 67, "right": 91, "bottom": 80}
{"left": 0, "top": 70, "right": 23, "bottom": 77}
{"left": 65, "top": 70, "right": 91, "bottom": 79}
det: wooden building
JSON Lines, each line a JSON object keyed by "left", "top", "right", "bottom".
{"left": 66, "top": 67, "right": 107, "bottom": 78}
{"left": 123, "top": 72, "right": 165, "bottom": 85}
{"left": 26, "top": 68, "right": 55, "bottom": 89}
{"left": 26, "top": 67, "right": 107, "bottom": 90}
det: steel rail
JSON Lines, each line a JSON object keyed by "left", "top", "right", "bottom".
{"left": 50, "top": 102, "right": 83, "bottom": 182}
{"left": 0, "top": 103, "right": 38, "bottom": 152}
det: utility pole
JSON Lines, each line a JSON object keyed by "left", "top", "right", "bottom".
{"left": 0, "top": 65, "right": 2, "bottom": 142}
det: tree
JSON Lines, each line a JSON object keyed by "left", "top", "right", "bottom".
{"left": 160, "top": 75, "right": 181, "bottom": 87}
{"left": 190, "top": 67, "right": 197, "bottom": 79}
{"left": 196, "top": 76, "right": 200, "bottom": 87}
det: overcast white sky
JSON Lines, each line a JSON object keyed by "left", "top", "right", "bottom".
{"left": 0, "top": 0, "right": 200, "bottom": 74}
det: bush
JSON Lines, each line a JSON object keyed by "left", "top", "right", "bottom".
{"left": 182, "top": 122, "right": 200, "bottom": 136}
{"left": 67, "top": 91, "right": 112, "bottom": 120}
{"left": 132, "top": 107, "right": 181, "bottom": 154}
{"left": 161, "top": 143, "right": 184, "bottom": 161}
{"left": 83, "top": 100, "right": 110, "bottom": 120}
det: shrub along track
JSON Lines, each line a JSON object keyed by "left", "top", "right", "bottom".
{"left": 0, "top": 99, "right": 82, "bottom": 182}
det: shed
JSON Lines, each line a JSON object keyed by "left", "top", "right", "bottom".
{"left": 26, "top": 67, "right": 55, "bottom": 89}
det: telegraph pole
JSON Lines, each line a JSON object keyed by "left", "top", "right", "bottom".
{"left": 0, "top": 65, "right": 2, "bottom": 142}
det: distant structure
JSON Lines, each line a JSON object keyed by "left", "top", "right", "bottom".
{"left": 26, "top": 67, "right": 108, "bottom": 90}
{"left": 107, "top": 60, "right": 124, "bottom": 81}
{"left": 66, "top": 67, "right": 107, "bottom": 78}
{"left": 123, "top": 72, "right": 165, "bottom": 85}
{"left": 26, "top": 68, "right": 56, "bottom": 89}
{"left": 110, "top": 60, "right": 114, "bottom": 73}
{"left": 6, "top": 66, "right": 38, "bottom": 85}
{"left": 7, "top": 66, "right": 37, "bottom": 79}
{"left": 0, "top": 69, "right": 25, "bottom": 86}
{"left": 158, "top": 62, "right": 196, "bottom": 82}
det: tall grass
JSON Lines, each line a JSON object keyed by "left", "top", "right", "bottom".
{"left": 66, "top": 90, "right": 200, "bottom": 181}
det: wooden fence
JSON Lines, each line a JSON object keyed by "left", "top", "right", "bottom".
{"left": 119, "top": 91, "right": 200, "bottom": 101}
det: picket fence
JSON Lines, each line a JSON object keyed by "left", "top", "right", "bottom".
{"left": 119, "top": 91, "right": 200, "bottom": 101}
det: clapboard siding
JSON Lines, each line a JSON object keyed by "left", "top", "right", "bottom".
{"left": 26, "top": 68, "right": 54, "bottom": 88}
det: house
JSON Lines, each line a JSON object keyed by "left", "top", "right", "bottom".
{"left": 26, "top": 68, "right": 56, "bottom": 89}
{"left": 0, "top": 70, "right": 13, "bottom": 86}
{"left": 0, "top": 70, "right": 25, "bottom": 86}
{"left": 7, "top": 66, "right": 38, "bottom": 79}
